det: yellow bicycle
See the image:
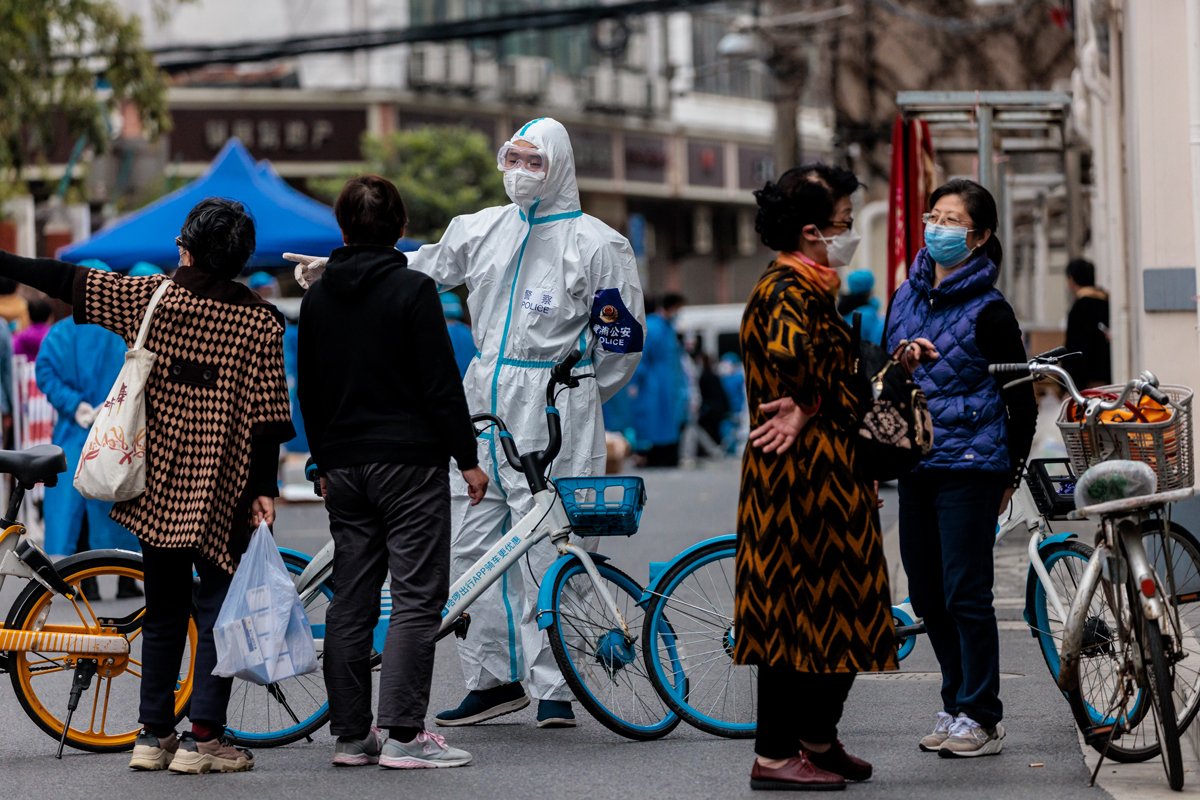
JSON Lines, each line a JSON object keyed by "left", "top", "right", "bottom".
{"left": 0, "top": 445, "right": 196, "bottom": 755}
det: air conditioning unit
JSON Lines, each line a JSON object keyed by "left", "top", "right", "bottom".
{"left": 502, "top": 56, "right": 551, "bottom": 103}
{"left": 584, "top": 66, "right": 650, "bottom": 112}
{"left": 409, "top": 43, "right": 447, "bottom": 88}
{"left": 445, "top": 43, "right": 474, "bottom": 89}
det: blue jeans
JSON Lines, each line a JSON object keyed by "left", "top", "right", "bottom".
{"left": 898, "top": 471, "right": 1006, "bottom": 728}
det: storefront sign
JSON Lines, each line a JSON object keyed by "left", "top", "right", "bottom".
{"left": 170, "top": 107, "right": 368, "bottom": 162}
{"left": 625, "top": 134, "right": 667, "bottom": 184}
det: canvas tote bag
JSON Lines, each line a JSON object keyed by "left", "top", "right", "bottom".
{"left": 74, "top": 280, "right": 172, "bottom": 501}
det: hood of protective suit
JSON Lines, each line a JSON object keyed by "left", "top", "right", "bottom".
{"left": 321, "top": 244, "right": 408, "bottom": 298}
{"left": 504, "top": 117, "right": 581, "bottom": 218}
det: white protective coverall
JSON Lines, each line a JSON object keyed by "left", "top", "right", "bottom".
{"left": 409, "top": 117, "right": 645, "bottom": 700}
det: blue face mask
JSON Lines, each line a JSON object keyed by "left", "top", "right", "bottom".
{"left": 924, "top": 223, "right": 974, "bottom": 267}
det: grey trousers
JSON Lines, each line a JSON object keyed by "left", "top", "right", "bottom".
{"left": 322, "top": 462, "right": 450, "bottom": 736}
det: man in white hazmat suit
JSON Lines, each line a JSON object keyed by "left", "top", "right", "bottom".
{"left": 288, "top": 117, "right": 645, "bottom": 728}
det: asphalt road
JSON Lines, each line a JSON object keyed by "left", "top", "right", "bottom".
{"left": 0, "top": 461, "right": 1116, "bottom": 799}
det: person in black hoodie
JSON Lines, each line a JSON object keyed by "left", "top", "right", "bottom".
{"left": 1064, "top": 258, "right": 1111, "bottom": 389}
{"left": 298, "top": 174, "right": 488, "bottom": 770}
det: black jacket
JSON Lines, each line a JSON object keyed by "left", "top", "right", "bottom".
{"left": 1065, "top": 288, "right": 1112, "bottom": 388}
{"left": 297, "top": 245, "right": 478, "bottom": 471}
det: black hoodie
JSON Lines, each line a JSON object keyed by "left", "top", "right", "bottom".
{"left": 297, "top": 244, "right": 478, "bottom": 471}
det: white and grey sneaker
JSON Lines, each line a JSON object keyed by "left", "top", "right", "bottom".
{"left": 938, "top": 714, "right": 1005, "bottom": 758}
{"left": 379, "top": 730, "right": 473, "bottom": 769}
{"left": 918, "top": 711, "right": 955, "bottom": 752}
{"left": 332, "top": 728, "right": 383, "bottom": 766}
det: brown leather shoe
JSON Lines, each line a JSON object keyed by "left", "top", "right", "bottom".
{"left": 803, "top": 740, "right": 873, "bottom": 782}
{"left": 750, "top": 754, "right": 846, "bottom": 791}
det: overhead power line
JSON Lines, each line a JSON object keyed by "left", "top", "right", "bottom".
{"left": 145, "top": 0, "right": 729, "bottom": 73}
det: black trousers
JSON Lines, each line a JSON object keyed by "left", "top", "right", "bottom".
{"left": 138, "top": 543, "right": 234, "bottom": 734}
{"left": 755, "top": 665, "right": 856, "bottom": 759}
{"left": 322, "top": 463, "right": 450, "bottom": 736}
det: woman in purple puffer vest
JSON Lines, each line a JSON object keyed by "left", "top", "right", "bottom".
{"left": 885, "top": 179, "right": 1036, "bottom": 759}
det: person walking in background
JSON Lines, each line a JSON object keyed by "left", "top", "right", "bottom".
{"left": 0, "top": 277, "right": 29, "bottom": 331}
{"left": 0, "top": 197, "right": 295, "bottom": 775}
{"left": 634, "top": 296, "right": 687, "bottom": 467}
{"left": 36, "top": 260, "right": 140, "bottom": 600}
{"left": 1063, "top": 258, "right": 1111, "bottom": 389}
{"left": 736, "top": 164, "right": 898, "bottom": 791}
{"left": 13, "top": 298, "right": 52, "bottom": 360}
{"left": 838, "top": 268, "right": 885, "bottom": 345}
{"left": 298, "top": 175, "right": 486, "bottom": 770}
{"left": 247, "top": 270, "right": 281, "bottom": 302}
{"left": 885, "top": 178, "right": 1036, "bottom": 758}
{"left": 696, "top": 350, "right": 731, "bottom": 453}
{"left": 440, "top": 291, "right": 474, "bottom": 379}
{"left": 129, "top": 262, "right": 165, "bottom": 277}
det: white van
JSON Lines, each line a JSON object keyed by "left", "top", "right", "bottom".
{"left": 674, "top": 303, "right": 745, "bottom": 359}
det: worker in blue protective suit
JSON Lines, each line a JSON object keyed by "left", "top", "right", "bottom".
{"left": 128, "top": 261, "right": 164, "bottom": 277}
{"left": 838, "top": 268, "right": 885, "bottom": 346}
{"left": 633, "top": 295, "right": 687, "bottom": 467}
{"left": 441, "top": 291, "right": 475, "bottom": 379}
{"left": 37, "top": 259, "right": 140, "bottom": 600}
{"left": 287, "top": 117, "right": 645, "bottom": 729}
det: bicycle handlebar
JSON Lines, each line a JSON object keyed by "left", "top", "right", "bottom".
{"left": 987, "top": 359, "right": 1172, "bottom": 424}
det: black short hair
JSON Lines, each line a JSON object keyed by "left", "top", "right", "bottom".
{"left": 0, "top": 278, "right": 17, "bottom": 296}
{"left": 1066, "top": 258, "right": 1096, "bottom": 287}
{"left": 27, "top": 298, "right": 52, "bottom": 324}
{"left": 753, "top": 163, "right": 863, "bottom": 252}
{"left": 661, "top": 292, "right": 686, "bottom": 312}
{"left": 335, "top": 175, "right": 408, "bottom": 246}
{"left": 178, "top": 198, "right": 256, "bottom": 279}
{"left": 929, "top": 178, "right": 1004, "bottom": 268}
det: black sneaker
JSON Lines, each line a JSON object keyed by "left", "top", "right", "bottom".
{"left": 434, "top": 682, "right": 529, "bottom": 726}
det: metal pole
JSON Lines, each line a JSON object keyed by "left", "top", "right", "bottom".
{"left": 977, "top": 103, "right": 995, "bottom": 192}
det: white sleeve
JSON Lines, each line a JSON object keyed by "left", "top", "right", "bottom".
{"left": 586, "top": 235, "right": 645, "bottom": 403}
{"left": 406, "top": 214, "right": 473, "bottom": 289}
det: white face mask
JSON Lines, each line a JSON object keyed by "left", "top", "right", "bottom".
{"left": 504, "top": 168, "right": 546, "bottom": 209}
{"left": 817, "top": 228, "right": 862, "bottom": 268}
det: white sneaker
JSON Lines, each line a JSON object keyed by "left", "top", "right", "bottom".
{"left": 378, "top": 730, "right": 473, "bottom": 769}
{"left": 938, "top": 714, "right": 1005, "bottom": 758}
{"left": 918, "top": 711, "right": 955, "bottom": 752}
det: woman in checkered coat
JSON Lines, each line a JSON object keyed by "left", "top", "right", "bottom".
{"left": 0, "top": 198, "right": 293, "bottom": 773}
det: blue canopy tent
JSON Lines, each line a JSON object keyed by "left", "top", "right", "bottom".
{"left": 59, "top": 139, "right": 419, "bottom": 270}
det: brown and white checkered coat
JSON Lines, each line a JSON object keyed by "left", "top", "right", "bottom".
{"left": 75, "top": 268, "right": 293, "bottom": 573}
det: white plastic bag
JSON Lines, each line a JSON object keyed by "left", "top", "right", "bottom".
{"left": 74, "top": 280, "right": 171, "bottom": 502}
{"left": 213, "top": 522, "right": 318, "bottom": 685}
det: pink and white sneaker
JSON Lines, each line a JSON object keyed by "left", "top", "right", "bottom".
{"left": 378, "top": 730, "right": 473, "bottom": 769}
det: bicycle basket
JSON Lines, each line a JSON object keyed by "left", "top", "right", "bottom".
{"left": 1056, "top": 384, "right": 1195, "bottom": 491}
{"left": 555, "top": 476, "right": 646, "bottom": 536}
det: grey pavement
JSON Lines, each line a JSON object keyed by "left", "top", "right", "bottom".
{"left": 0, "top": 461, "right": 1141, "bottom": 797}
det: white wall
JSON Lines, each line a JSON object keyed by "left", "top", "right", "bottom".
{"left": 1124, "top": 0, "right": 1200, "bottom": 390}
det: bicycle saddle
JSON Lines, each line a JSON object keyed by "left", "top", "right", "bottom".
{"left": 0, "top": 445, "right": 68, "bottom": 487}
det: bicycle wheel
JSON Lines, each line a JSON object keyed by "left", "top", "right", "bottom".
{"left": 1142, "top": 520, "right": 1200, "bottom": 732}
{"left": 546, "top": 558, "right": 681, "bottom": 740}
{"left": 1143, "top": 616, "right": 1184, "bottom": 790}
{"left": 1044, "top": 541, "right": 1159, "bottom": 762}
{"left": 641, "top": 539, "right": 756, "bottom": 738}
{"left": 6, "top": 550, "right": 196, "bottom": 753}
{"left": 225, "top": 550, "right": 333, "bottom": 747}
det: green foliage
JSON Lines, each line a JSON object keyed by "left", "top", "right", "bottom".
{"left": 0, "top": 0, "right": 171, "bottom": 189}
{"left": 314, "top": 127, "right": 508, "bottom": 241}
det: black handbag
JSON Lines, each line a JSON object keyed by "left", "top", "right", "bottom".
{"left": 851, "top": 315, "right": 934, "bottom": 481}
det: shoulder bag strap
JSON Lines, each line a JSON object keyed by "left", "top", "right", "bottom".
{"left": 132, "top": 280, "right": 172, "bottom": 350}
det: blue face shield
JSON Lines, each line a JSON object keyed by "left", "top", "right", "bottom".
{"left": 924, "top": 223, "right": 973, "bottom": 268}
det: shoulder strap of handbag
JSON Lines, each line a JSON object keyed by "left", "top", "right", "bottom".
{"left": 133, "top": 280, "right": 172, "bottom": 351}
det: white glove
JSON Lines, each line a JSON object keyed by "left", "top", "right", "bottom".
{"left": 75, "top": 402, "right": 97, "bottom": 429}
{"left": 283, "top": 252, "right": 328, "bottom": 289}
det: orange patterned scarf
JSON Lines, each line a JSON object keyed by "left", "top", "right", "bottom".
{"left": 777, "top": 251, "right": 841, "bottom": 296}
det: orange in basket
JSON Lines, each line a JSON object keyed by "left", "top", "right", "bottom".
{"left": 1065, "top": 393, "right": 1173, "bottom": 424}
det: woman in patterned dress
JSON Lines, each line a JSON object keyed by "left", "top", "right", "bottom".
{"left": 736, "top": 164, "right": 922, "bottom": 791}
{"left": 0, "top": 198, "right": 293, "bottom": 774}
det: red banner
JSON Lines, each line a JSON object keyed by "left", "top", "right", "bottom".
{"left": 886, "top": 116, "right": 935, "bottom": 299}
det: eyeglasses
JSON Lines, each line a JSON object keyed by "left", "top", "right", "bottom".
{"left": 922, "top": 212, "right": 973, "bottom": 230}
{"left": 826, "top": 218, "right": 854, "bottom": 232}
